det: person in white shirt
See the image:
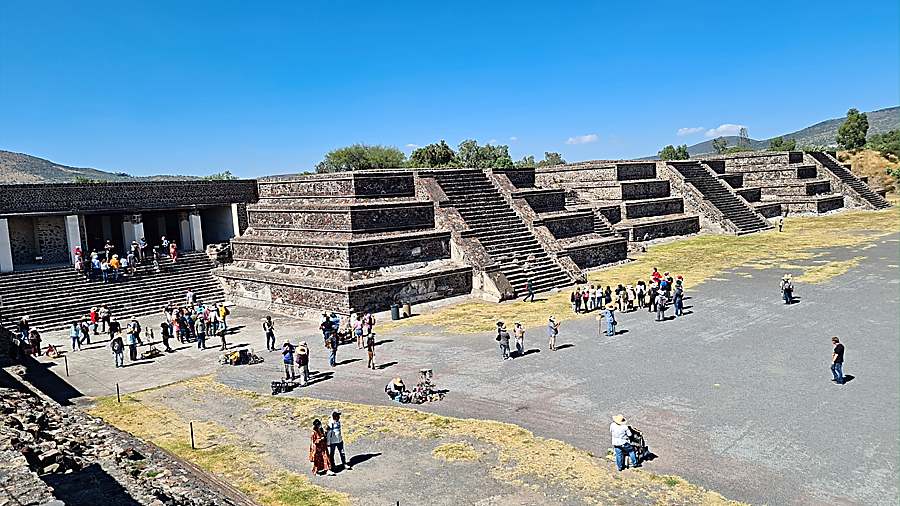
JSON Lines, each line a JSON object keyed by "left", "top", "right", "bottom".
{"left": 326, "top": 410, "right": 351, "bottom": 473}
{"left": 609, "top": 414, "right": 641, "bottom": 471}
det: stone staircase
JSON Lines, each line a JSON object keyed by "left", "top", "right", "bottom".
{"left": 808, "top": 152, "right": 891, "bottom": 209}
{"left": 669, "top": 161, "right": 771, "bottom": 234}
{"left": 427, "top": 169, "right": 574, "bottom": 294}
{"left": 0, "top": 251, "right": 223, "bottom": 332}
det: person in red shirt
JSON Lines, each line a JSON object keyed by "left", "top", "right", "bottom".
{"left": 89, "top": 307, "right": 99, "bottom": 335}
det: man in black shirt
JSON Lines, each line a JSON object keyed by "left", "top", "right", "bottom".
{"left": 831, "top": 337, "right": 845, "bottom": 385}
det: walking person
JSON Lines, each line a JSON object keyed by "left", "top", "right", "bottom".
{"left": 547, "top": 316, "right": 559, "bottom": 351}
{"left": 326, "top": 411, "right": 351, "bottom": 473}
{"left": 353, "top": 314, "right": 364, "bottom": 349}
{"left": 513, "top": 322, "right": 525, "bottom": 357}
{"left": 780, "top": 274, "right": 794, "bottom": 304}
{"left": 262, "top": 316, "right": 276, "bottom": 351}
{"left": 366, "top": 334, "right": 376, "bottom": 370}
{"left": 160, "top": 322, "right": 174, "bottom": 352}
{"left": 296, "top": 341, "right": 310, "bottom": 385}
{"left": 523, "top": 277, "right": 535, "bottom": 302}
{"left": 831, "top": 337, "right": 845, "bottom": 385}
{"left": 610, "top": 414, "right": 641, "bottom": 471}
{"left": 110, "top": 334, "right": 125, "bottom": 368}
{"left": 327, "top": 331, "right": 338, "bottom": 367}
{"left": 309, "top": 419, "right": 331, "bottom": 476}
{"left": 496, "top": 322, "right": 511, "bottom": 360}
{"left": 282, "top": 341, "right": 296, "bottom": 380}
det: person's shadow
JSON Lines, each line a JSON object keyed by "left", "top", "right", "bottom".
{"left": 840, "top": 375, "right": 855, "bottom": 384}
{"left": 555, "top": 343, "right": 575, "bottom": 350}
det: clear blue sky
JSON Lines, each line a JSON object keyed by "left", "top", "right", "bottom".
{"left": 1, "top": 1, "right": 897, "bottom": 178}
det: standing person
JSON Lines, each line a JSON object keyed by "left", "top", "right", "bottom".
{"left": 126, "top": 327, "right": 138, "bottom": 361}
{"left": 262, "top": 316, "right": 276, "bottom": 351}
{"left": 185, "top": 288, "right": 195, "bottom": 305}
{"left": 69, "top": 322, "right": 81, "bottom": 352}
{"left": 523, "top": 277, "right": 535, "bottom": 302}
{"left": 610, "top": 414, "right": 641, "bottom": 471}
{"left": 169, "top": 241, "right": 178, "bottom": 263}
{"left": 496, "top": 322, "right": 511, "bottom": 360}
{"left": 161, "top": 236, "right": 170, "bottom": 255}
{"left": 89, "top": 307, "right": 99, "bottom": 334}
{"left": 327, "top": 331, "right": 338, "bottom": 367}
{"left": 673, "top": 284, "right": 684, "bottom": 317}
{"left": 362, "top": 312, "right": 375, "bottom": 337}
{"left": 196, "top": 320, "right": 206, "bottom": 349}
{"left": 647, "top": 283, "right": 658, "bottom": 313}
{"left": 831, "top": 337, "right": 845, "bottom": 385}
{"left": 582, "top": 288, "right": 590, "bottom": 313}
{"left": 160, "top": 322, "right": 174, "bottom": 352}
{"left": 17, "top": 317, "right": 30, "bottom": 343}
{"left": 218, "top": 326, "right": 228, "bottom": 351}
{"left": 780, "top": 274, "right": 794, "bottom": 304}
{"left": 139, "top": 237, "right": 148, "bottom": 261}
{"left": 366, "top": 334, "right": 376, "bottom": 370}
{"left": 104, "top": 239, "right": 115, "bottom": 261}
{"left": 296, "top": 342, "right": 310, "bottom": 385}
{"left": 100, "top": 259, "right": 110, "bottom": 283}
{"left": 99, "top": 304, "right": 110, "bottom": 333}
{"left": 777, "top": 215, "right": 785, "bottom": 232}
{"left": 573, "top": 287, "right": 582, "bottom": 313}
{"left": 309, "top": 419, "right": 331, "bottom": 476}
{"left": 655, "top": 292, "right": 668, "bottom": 322}
{"left": 651, "top": 267, "right": 662, "bottom": 284}
{"left": 570, "top": 289, "right": 578, "bottom": 313}
{"left": 593, "top": 285, "right": 601, "bottom": 310}
{"left": 217, "top": 303, "right": 229, "bottom": 331}
{"left": 28, "top": 329, "right": 42, "bottom": 356}
{"left": 353, "top": 314, "right": 364, "bottom": 349}
{"left": 547, "top": 316, "right": 560, "bottom": 351}
{"left": 79, "top": 319, "right": 91, "bottom": 345}
{"left": 282, "top": 341, "right": 295, "bottom": 379}
{"left": 603, "top": 285, "right": 612, "bottom": 306}
{"left": 602, "top": 303, "right": 617, "bottom": 337}
{"left": 110, "top": 333, "right": 125, "bottom": 368}
{"left": 326, "top": 411, "right": 351, "bottom": 473}
{"left": 636, "top": 281, "right": 646, "bottom": 309}
{"left": 108, "top": 318, "right": 121, "bottom": 343}
{"left": 513, "top": 322, "right": 525, "bottom": 356}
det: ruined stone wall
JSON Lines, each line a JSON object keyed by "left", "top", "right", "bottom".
{"left": 0, "top": 180, "right": 259, "bottom": 215}
{"left": 492, "top": 168, "right": 535, "bottom": 188}
{"left": 564, "top": 239, "right": 628, "bottom": 269}
{"left": 616, "top": 163, "right": 656, "bottom": 181}
{"left": 620, "top": 180, "right": 670, "bottom": 200}
{"left": 257, "top": 173, "right": 415, "bottom": 199}
{"left": 541, "top": 212, "right": 594, "bottom": 239}
{"left": 247, "top": 203, "right": 435, "bottom": 233}
{"left": 34, "top": 216, "right": 68, "bottom": 263}
{"left": 622, "top": 198, "right": 683, "bottom": 219}
{"left": 513, "top": 189, "right": 566, "bottom": 212}
{"left": 7, "top": 217, "right": 36, "bottom": 265}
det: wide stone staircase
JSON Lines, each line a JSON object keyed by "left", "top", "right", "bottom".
{"left": 0, "top": 251, "right": 222, "bottom": 332}
{"left": 669, "top": 161, "right": 771, "bottom": 234}
{"left": 808, "top": 152, "right": 891, "bottom": 209}
{"left": 428, "top": 169, "right": 574, "bottom": 294}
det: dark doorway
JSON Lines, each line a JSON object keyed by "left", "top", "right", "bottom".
{"left": 82, "top": 214, "right": 124, "bottom": 255}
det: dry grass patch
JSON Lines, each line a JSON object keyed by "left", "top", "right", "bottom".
{"left": 381, "top": 206, "right": 899, "bottom": 334}
{"left": 92, "top": 376, "right": 743, "bottom": 505}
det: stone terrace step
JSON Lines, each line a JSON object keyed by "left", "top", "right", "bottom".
{"left": 670, "top": 162, "right": 771, "bottom": 234}
{"left": 808, "top": 152, "right": 891, "bottom": 209}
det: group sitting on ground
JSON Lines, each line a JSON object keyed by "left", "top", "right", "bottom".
{"left": 385, "top": 369, "right": 445, "bottom": 404}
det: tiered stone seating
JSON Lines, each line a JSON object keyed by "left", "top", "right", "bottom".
{"left": 420, "top": 169, "right": 574, "bottom": 294}
{"left": 667, "top": 161, "right": 771, "bottom": 234}
{"left": 808, "top": 152, "right": 891, "bottom": 209}
{"left": 0, "top": 252, "right": 221, "bottom": 331}
{"left": 217, "top": 171, "right": 472, "bottom": 316}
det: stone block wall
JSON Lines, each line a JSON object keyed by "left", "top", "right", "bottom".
{"left": 7, "top": 217, "right": 36, "bottom": 265}
{"left": 513, "top": 189, "right": 566, "bottom": 212}
{"left": 541, "top": 212, "right": 595, "bottom": 239}
{"left": 563, "top": 239, "right": 628, "bottom": 269}
{"left": 35, "top": 217, "right": 68, "bottom": 263}
{"left": 247, "top": 203, "right": 435, "bottom": 233}
{"left": 620, "top": 180, "right": 670, "bottom": 200}
{"left": 492, "top": 168, "right": 535, "bottom": 188}
{"left": 623, "top": 198, "right": 684, "bottom": 219}
{"left": 257, "top": 172, "right": 416, "bottom": 199}
{"left": 616, "top": 162, "right": 656, "bottom": 181}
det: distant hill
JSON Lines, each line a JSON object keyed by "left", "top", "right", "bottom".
{"left": 0, "top": 150, "right": 201, "bottom": 184}
{"left": 663, "top": 106, "right": 900, "bottom": 158}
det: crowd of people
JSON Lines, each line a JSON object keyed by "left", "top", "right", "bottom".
{"left": 569, "top": 268, "right": 685, "bottom": 322}
{"left": 72, "top": 236, "right": 180, "bottom": 282}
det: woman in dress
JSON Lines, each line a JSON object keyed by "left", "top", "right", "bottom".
{"left": 309, "top": 419, "right": 331, "bottom": 475}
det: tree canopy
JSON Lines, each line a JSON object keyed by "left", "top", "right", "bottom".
{"left": 315, "top": 144, "right": 407, "bottom": 173}
{"left": 514, "top": 155, "right": 536, "bottom": 168}
{"left": 712, "top": 137, "right": 728, "bottom": 155}
{"left": 456, "top": 140, "right": 514, "bottom": 169}
{"left": 409, "top": 140, "right": 457, "bottom": 167}
{"left": 202, "top": 170, "right": 238, "bottom": 180}
{"left": 536, "top": 152, "right": 566, "bottom": 167}
{"left": 836, "top": 108, "right": 869, "bottom": 151}
{"left": 866, "top": 129, "right": 900, "bottom": 159}
{"left": 658, "top": 144, "right": 690, "bottom": 160}
{"left": 767, "top": 136, "right": 797, "bottom": 151}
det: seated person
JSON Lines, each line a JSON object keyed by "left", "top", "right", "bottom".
{"left": 385, "top": 377, "right": 408, "bottom": 402}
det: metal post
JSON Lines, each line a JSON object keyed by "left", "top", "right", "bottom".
{"left": 116, "top": 383, "right": 121, "bottom": 403}
{"left": 190, "top": 421, "right": 195, "bottom": 449}
{"left": 64, "top": 355, "right": 69, "bottom": 376}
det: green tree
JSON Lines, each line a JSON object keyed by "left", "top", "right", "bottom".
{"left": 456, "top": 140, "right": 514, "bottom": 168}
{"left": 535, "top": 152, "right": 566, "bottom": 167}
{"left": 712, "top": 137, "right": 728, "bottom": 155}
{"left": 836, "top": 108, "right": 869, "bottom": 151}
{"left": 514, "top": 155, "right": 536, "bottom": 168}
{"left": 315, "top": 144, "right": 406, "bottom": 173}
{"left": 409, "top": 140, "right": 458, "bottom": 167}
{"left": 867, "top": 129, "right": 900, "bottom": 159}
{"left": 658, "top": 144, "right": 690, "bottom": 160}
{"left": 768, "top": 136, "right": 797, "bottom": 151}
{"left": 202, "top": 170, "right": 238, "bottom": 180}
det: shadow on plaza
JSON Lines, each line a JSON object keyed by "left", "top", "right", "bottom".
{"left": 555, "top": 343, "right": 575, "bottom": 350}
{"left": 12, "top": 354, "right": 84, "bottom": 406}
{"left": 334, "top": 358, "right": 361, "bottom": 367}
{"left": 305, "top": 370, "right": 334, "bottom": 387}
{"left": 377, "top": 361, "right": 398, "bottom": 370}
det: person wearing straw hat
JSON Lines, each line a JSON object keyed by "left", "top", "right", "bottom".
{"left": 496, "top": 321, "right": 511, "bottom": 360}
{"left": 610, "top": 414, "right": 641, "bottom": 471}
{"left": 296, "top": 341, "right": 310, "bottom": 384}
{"left": 780, "top": 274, "right": 794, "bottom": 304}
{"left": 547, "top": 316, "right": 560, "bottom": 351}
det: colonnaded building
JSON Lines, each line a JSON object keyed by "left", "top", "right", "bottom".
{"left": 0, "top": 151, "right": 889, "bottom": 330}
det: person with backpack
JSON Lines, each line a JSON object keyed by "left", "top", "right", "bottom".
{"left": 523, "top": 277, "right": 535, "bottom": 302}
{"left": 655, "top": 292, "right": 669, "bottom": 322}
{"left": 262, "top": 316, "right": 276, "bottom": 351}
{"left": 780, "top": 274, "right": 794, "bottom": 304}
{"left": 282, "top": 341, "right": 295, "bottom": 380}
{"left": 296, "top": 341, "right": 310, "bottom": 385}
{"left": 495, "top": 322, "right": 511, "bottom": 360}
{"left": 110, "top": 334, "right": 125, "bottom": 368}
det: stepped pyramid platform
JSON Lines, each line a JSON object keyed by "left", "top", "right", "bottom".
{"left": 216, "top": 171, "right": 472, "bottom": 317}
{"left": 536, "top": 161, "right": 701, "bottom": 242}
{"left": 705, "top": 152, "right": 847, "bottom": 214}
{"left": 807, "top": 151, "right": 891, "bottom": 210}
{"left": 0, "top": 252, "right": 222, "bottom": 332}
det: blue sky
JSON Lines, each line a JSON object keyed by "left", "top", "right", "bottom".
{"left": 1, "top": 1, "right": 897, "bottom": 178}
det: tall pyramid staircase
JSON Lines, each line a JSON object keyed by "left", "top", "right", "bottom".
{"left": 808, "top": 152, "right": 890, "bottom": 209}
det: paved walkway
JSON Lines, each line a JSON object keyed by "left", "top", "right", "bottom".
{"left": 30, "top": 234, "right": 900, "bottom": 505}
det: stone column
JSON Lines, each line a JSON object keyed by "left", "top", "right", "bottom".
{"left": 230, "top": 203, "right": 241, "bottom": 237}
{"left": 132, "top": 214, "right": 145, "bottom": 244}
{"left": 0, "top": 218, "right": 13, "bottom": 273}
{"left": 189, "top": 211, "right": 204, "bottom": 251}
{"left": 178, "top": 212, "right": 192, "bottom": 251}
{"left": 122, "top": 215, "right": 136, "bottom": 247}
{"left": 65, "top": 215, "right": 81, "bottom": 264}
